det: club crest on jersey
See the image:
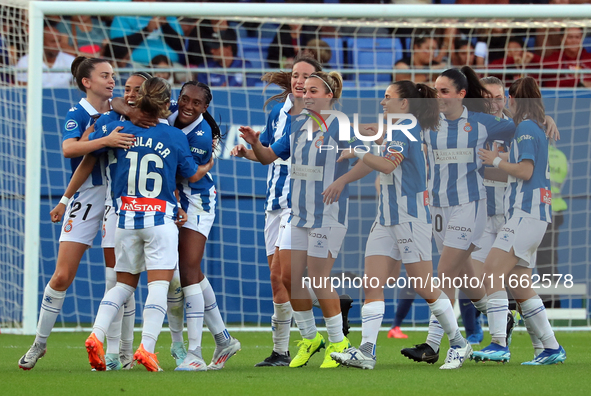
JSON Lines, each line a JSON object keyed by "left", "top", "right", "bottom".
{"left": 64, "top": 219, "right": 74, "bottom": 233}
{"left": 120, "top": 196, "right": 166, "bottom": 212}
{"left": 65, "top": 120, "right": 78, "bottom": 131}
{"left": 463, "top": 123, "right": 472, "bottom": 133}
{"left": 314, "top": 135, "right": 325, "bottom": 149}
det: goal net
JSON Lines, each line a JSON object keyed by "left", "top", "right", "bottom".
{"left": 1, "top": 1, "right": 590, "bottom": 334}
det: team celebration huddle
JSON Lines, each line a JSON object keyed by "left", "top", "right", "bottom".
{"left": 17, "top": 52, "right": 565, "bottom": 373}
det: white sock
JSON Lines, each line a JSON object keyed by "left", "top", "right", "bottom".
{"left": 105, "top": 267, "right": 121, "bottom": 354}
{"left": 293, "top": 309, "right": 317, "bottom": 340}
{"left": 522, "top": 306, "right": 544, "bottom": 355}
{"left": 304, "top": 279, "right": 320, "bottom": 308}
{"left": 520, "top": 296, "right": 559, "bottom": 350}
{"left": 167, "top": 269, "right": 185, "bottom": 344}
{"left": 426, "top": 314, "right": 444, "bottom": 352}
{"left": 272, "top": 302, "right": 292, "bottom": 354}
{"left": 93, "top": 283, "right": 135, "bottom": 344}
{"left": 200, "top": 277, "right": 229, "bottom": 344}
{"left": 324, "top": 314, "right": 344, "bottom": 344}
{"left": 360, "top": 301, "right": 384, "bottom": 357}
{"left": 487, "top": 290, "right": 509, "bottom": 347}
{"left": 120, "top": 293, "right": 135, "bottom": 355}
{"left": 428, "top": 295, "right": 465, "bottom": 348}
{"left": 473, "top": 295, "right": 488, "bottom": 315}
{"left": 141, "top": 280, "right": 169, "bottom": 353}
{"left": 35, "top": 284, "right": 67, "bottom": 345}
{"left": 183, "top": 284, "right": 204, "bottom": 351}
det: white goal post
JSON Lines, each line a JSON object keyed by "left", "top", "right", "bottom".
{"left": 19, "top": 1, "right": 591, "bottom": 335}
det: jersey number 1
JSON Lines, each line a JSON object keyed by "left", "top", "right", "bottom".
{"left": 126, "top": 152, "right": 163, "bottom": 198}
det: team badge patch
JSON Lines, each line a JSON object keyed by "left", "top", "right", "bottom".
{"left": 314, "top": 135, "right": 325, "bottom": 149}
{"left": 463, "top": 122, "right": 472, "bottom": 133}
{"left": 65, "top": 120, "right": 78, "bottom": 131}
{"left": 64, "top": 219, "right": 74, "bottom": 233}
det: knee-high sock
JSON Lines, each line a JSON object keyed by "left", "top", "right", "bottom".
{"left": 458, "top": 290, "right": 477, "bottom": 336}
{"left": 324, "top": 314, "right": 344, "bottom": 344}
{"left": 293, "top": 309, "right": 317, "bottom": 340}
{"left": 425, "top": 314, "right": 444, "bottom": 352}
{"left": 520, "top": 296, "right": 559, "bottom": 350}
{"left": 93, "top": 283, "right": 136, "bottom": 344}
{"left": 141, "top": 281, "right": 169, "bottom": 353}
{"left": 183, "top": 283, "right": 204, "bottom": 351}
{"left": 167, "top": 268, "right": 185, "bottom": 344}
{"left": 35, "top": 284, "right": 67, "bottom": 345}
{"left": 199, "top": 276, "right": 230, "bottom": 344}
{"left": 105, "top": 268, "right": 122, "bottom": 354}
{"left": 487, "top": 290, "right": 509, "bottom": 347}
{"left": 120, "top": 293, "right": 136, "bottom": 355}
{"left": 360, "top": 301, "right": 384, "bottom": 357}
{"left": 428, "top": 294, "right": 465, "bottom": 348}
{"left": 272, "top": 301, "right": 292, "bottom": 354}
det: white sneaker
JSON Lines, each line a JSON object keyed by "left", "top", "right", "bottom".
{"left": 18, "top": 342, "right": 47, "bottom": 370}
{"left": 170, "top": 342, "right": 187, "bottom": 366}
{"left": 175, "top": 350, "right": 208, "bottom": 371}
{"left": 330, "top": 347, "right": 376, "bottom": 370}
{"left": 440, "top": 343, "right": 472, "bottom": 370}
{"left": 208, "top": 337, "right": 241, "bottom": 370}
{"left": 120, "top": 352, "right": 134, "bottom": 370}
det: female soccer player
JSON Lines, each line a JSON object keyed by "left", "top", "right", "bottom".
{"left": 231, "top": 56, "right": 323, "bottom": 366}
{"left": 401, "top": 66, "right": 518, "bottom": 364}
{"left": 474, "top": 77, "right": 566, "bottom": 365}
{"left": 49, "top": 71, "right": 153, "bottom": 370}
{"left": 19, "top": 56, "right": 135, "bottom": 370}
{"left": 84, "top": 77, "right": 203, "bottom": 372}
{"left": 168, "top": 81, "right": 241, "bottom": 371}
{"left": 241, "top": 71, "right": 368, "bottom": 368}
{"left": 330, "top": 81, "right": 471, "bottom": 370}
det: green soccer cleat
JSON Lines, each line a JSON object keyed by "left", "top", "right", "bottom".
{"left": 289, "top": 332, "right": 325, "bottom": 368}
{"left": 320, "top": 337, "right": 351, "bottom": 368}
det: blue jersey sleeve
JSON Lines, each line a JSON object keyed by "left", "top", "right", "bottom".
{"left": 270, "top": 127, "right": 291, "bottom": 160}
{"left": 62, "top": 109, "right": 88, "bottom": 142}
{"left": 260, "top": 104, "right": 282, "bottom": 147}
{"left": 515, "top": 122, "right": 538, "bottom": 164}
{"left": 474, "top": 112, "right": 516, "bottom": 142}
{"left": 176, "top": 132, "right": 199, "bottom": 179}
{"left": 90, "top": 120, "right": 126, "bottom": 156}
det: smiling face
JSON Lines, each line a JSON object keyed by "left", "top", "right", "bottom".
{"left": 484, "top": 83, "right": 506, "bottom": 118}
{"left": 291, "top": 61, "right": 317, "bottom": 98}
{"left": 83, "top": 62, "right": 115, "bottom": 100}
{"left": 177, "top": 84, "right": 208, "bottom": 127}
{"left": 303, "top": 76, "right": 333, "bottom": 113}
{"left": 380, "top": 84, "right": 408, "bottom": 118}
{"left": 434, "top": 76, "right": 465, "bottom": 117}
{"left": 124, "top": 75, "right": 147, "bottom": 106}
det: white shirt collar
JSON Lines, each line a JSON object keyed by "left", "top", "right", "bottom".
{"left": 168, "top": 111, "right": 203, "bottom": 134}
{"left": 440, "top": 105, "right": 469, "bottom": 121}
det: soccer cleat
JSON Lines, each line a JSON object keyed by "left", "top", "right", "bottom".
{"left": 85, "top": 334, "right": 106, "bottom": 371}
{"left": 440, "top": 343, "right": 473, "bottom": 369}
{"left": 472, "top": 343, "right": 511, "bottom": 363}
{"left": 105, "top": 353, "right": 123, "bottom": 371}
{"left": 387, "top": 326, "right": 408, "bottom": 339}
{"left": 208, "top": 337, "right": 241, "bottom": 370}
{"left": 134, "top": 344, "right": 163, "bottom": 372}
{"left": 339, "top": 294, "right": 353, "bottom": 337}
{"left": 170, "top": 341, "right": 187, "bottom": 366}
{"left": 331, "top": 346, "right": 376, "bottom": 370}
{"left": 467, "top": 324, "right": 484, "bottom": 345}
{"left": 289, "top": 332, "right": 325, "bottom": 368}
{"left": 506, "top": 310, "right": 519, "bottom": 347}
{"left": 521, "top": 346, "right": 566, "bottom": 365}
{"left": 400, "top": 343, "right": 439, "bottom": 364}
{"left": 254, "top": 351, "right": 291, "bottom": 367}
{"left": 320, "top": 337, "right": 351, "bottom": 368}
{"left": 175, "top": 350, "right": 208, "bottom": 371}
{"left": 18, "top": 342, "right": 47, "bottom": 370}
{"left": 120, "top": 352, "right": 134, "bottom": 370}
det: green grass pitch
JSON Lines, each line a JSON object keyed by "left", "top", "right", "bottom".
{"left": 1, "top": 330, "right": 588, "bottom": 396}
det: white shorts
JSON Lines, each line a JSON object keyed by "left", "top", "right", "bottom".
{"left": 492, "top": 215, "right": 548, "bottom": 269}
{"left": 115, "top": 222, "right": 179, "bottom": 274}
{"left": 264, "top": 208, "right": 291, "bottom": 256}
{"left": 291, "top": 226, "right": 347, "bottom": 259}
{"left": 431, "top": 199, "right": 486, "bottom": 253}
{"left": 365, "top": 221, "right": 432, "bottom": 264}
{"left": 279, "top": 218, "right": 292, "bottom": 251}
{"left": 59, "top": 185, "right": 108, "bottom": 246}
{"left": 183, "top": 211, "right": 215, "bottom": 239}
{"left": 471, "top": 214, "right": 505, "bottom": 263}
{"left": 101, "top": 204, "right": 117, "bottom": 249}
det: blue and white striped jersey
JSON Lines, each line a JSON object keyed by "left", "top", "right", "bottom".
{"left": 378, "top": 119, "right": 430, "bottom": 226}
{"left": 91, "top": 119, "right": 197, "bottom": 229}
{"left": 62, "top": 98, "right": 108, "bottom": 190}
{"left": 483, "top": 113, "right": 512, "bottom": 217}
{"left": 271, "top": 113, "right": 365, "bottom": 228}
{"left": 425, "top": 106, "right": 515, "bottom": 207}
{"left": 168, "top": 111, "right": 217, "bottom": 214}
{"left": 91, "top": 110, "right": 126, "bottom": 206}
{"left": 505, "top": 120, "right": 552, "bottom": 222}
{"left": 259, "top": 95, "right": 293, "bottom": 211}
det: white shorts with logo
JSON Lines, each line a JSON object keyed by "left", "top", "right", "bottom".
{"left": 115, "top": 222, "right": 179, "bottom": 274}
{"left": 365, "top": 221, "right": 432, "bottom": 264}
{"left": 492, "top": 214, "right": 548, "bottom": 269}
{"left": 59, "top": 185, "right": 108, "bottom": 246}
{"left": 279, "top": 218, "right": 292, "bottom": 251}
{"left": 101, "top": 203, "right": 117, "bottom": 248}
{"left": 431, "top": 199, "right": 486, "bottom": 253}
{"left": 183, "top": 210, "right": 215, "bottom": 239}
{"left": 291, "top": 225, "right": 347, "bottom": 259}
{"left": 471, "top": 214, "right": 505, "bottom": 263}
{"left": 264, "top": 208, "right": 291, "bottom": 256}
